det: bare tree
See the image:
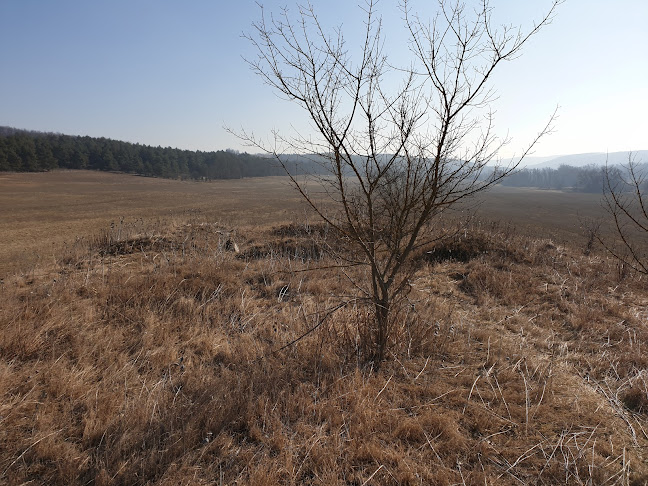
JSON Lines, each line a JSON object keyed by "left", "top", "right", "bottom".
{"left": 241, "top": 0, "right": 559, "bottom": 367}
{"left": 599, "top": 155, "right": 648, "bottom": 274}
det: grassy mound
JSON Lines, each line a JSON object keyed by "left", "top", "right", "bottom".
{"left": 1, "top": 219, "right": 647, "bottom": 485}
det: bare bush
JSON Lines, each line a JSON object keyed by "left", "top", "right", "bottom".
{"left": 598, "top": 154, "right": 648, "bottom": 274}
{"left": 241, "top": 0, "right": 559, "bottom": 367}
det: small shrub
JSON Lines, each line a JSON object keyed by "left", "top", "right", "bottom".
{"left": 424, "top": 230, "right": 526, "bottom": 265}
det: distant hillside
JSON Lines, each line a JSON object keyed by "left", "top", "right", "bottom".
{"left": 3, "top": 127, "right": 645, "bottom": 184}
{"left": 524, "top": 150, "right": 648, "bottom": 169}
{"left": 0, "top": 127, "right": 322, "bottom": 180}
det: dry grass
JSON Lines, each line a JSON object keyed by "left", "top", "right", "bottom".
{"left": 0, "top": 170, "right": 305, "bottom": 275}
{"left": 2, "top": 200, "right": 648, "bottom": 485}
{"left": 0, "top": 171, "right": 615, "bottom": 276}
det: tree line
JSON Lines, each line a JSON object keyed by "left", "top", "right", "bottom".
{"left": 2, "top": 126, "right": 638, "bottom": 195}
{"left": 0, "top": 126, "right": 303, "bottom": 180}
{"left": 501, "top": 164, "right": 630, "bottom": 193}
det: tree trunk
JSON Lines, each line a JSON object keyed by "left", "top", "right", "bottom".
{"left": 374, "top": 298, "right": 390, "bottom": 369}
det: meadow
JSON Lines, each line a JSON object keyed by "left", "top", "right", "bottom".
{"left": 0, "top": 171, "right": 307, "bottom": 275}
{"left": 1, "top": 170, "right": 647, "bottom": 484}
{"left": 0, "top": 171, "right": 608, "bottom": 276}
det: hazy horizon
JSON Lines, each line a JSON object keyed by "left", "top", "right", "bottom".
{"left": 1, "top": 1, "right": 646, "bottom": 158}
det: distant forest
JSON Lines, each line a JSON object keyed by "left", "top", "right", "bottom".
{"left": 1, "top": 126, "right": 641, "bottom": 191}
{"left": 501, "top": 162, "right": 648, "bottom": 193}
{"left": 501, "top": 164, "right": 636, "bottom": 193}
{"left": 0, "top": 126, "right": 301, "bottom": 180}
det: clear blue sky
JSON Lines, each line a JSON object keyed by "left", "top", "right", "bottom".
{"left": 1, "top": 0, "right": 646, "bottom": 157}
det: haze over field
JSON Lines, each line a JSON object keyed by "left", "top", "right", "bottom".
{"left": 515, "top": 150, "right": 648, "bottom": 169}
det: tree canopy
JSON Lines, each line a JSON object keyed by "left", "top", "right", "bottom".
{"left": 0, "top": 127, "right": 317, "bottom": 180}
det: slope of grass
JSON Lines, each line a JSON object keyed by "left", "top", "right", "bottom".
{"left": 1, "top": 218, "right": 647, "bottom": 485}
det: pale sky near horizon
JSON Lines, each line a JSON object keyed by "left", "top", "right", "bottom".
{"left": 0, "top": 0, "right": 646, "bottom": 158}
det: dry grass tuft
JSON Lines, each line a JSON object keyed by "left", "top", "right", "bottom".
{"left": 2, "top": 214, "right": 648, "bottom": 484}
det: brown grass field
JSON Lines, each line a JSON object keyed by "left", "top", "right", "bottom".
{"left": 0, "top": 170, "right": 610, "bottom": 276}
{"left": 0, "top": 171, "right": 307, "bottom": 276}
{"left": 1, "top": 170, "right": 648, "bottom": 485}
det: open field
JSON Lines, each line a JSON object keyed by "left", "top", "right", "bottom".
{"left": 0, "top": 171, "right": 608, "bottom": 276}
{"left": 476, "top": 186, "right": 606, "bottom": 241}
{"left": 1, "top": 171, "right": 648, "bottom": 484}
{"left": 0, "top": 171, "right": 306, "bottom": 275}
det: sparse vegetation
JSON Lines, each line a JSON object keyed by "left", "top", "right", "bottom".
{"left": 1, "top": 178, "right": 648, "bottom": 483}
{"left": 2, "top": 0, "right": 646, "bottom": 481}
{"left": 597, "top": 155, "right": 648, "bottom": 275}
{"left": 243, "top": 0, "right": 558, "bottom": 367}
